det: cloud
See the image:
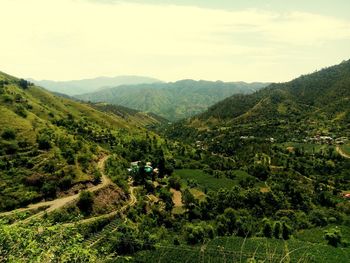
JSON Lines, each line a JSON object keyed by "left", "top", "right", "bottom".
{"left": 0, "top": 0, "right": 349, "bottom": 82}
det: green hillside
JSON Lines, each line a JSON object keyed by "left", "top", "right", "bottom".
{"left": 89, "top": 102, "right": 168, "bottom": 127}
{"left": 200, "top": 60, "right": 350, "bottom": 126}
{"left": 76, "top": 80, "right": 268, "bottom": 121}
{"left": 1, "top": 63, "right": 350, "bottom": 262}
{"left": 0, "top": 71, "right": 160, "bottom": 211}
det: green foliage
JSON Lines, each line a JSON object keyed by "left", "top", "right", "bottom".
{"left": 77, "top": 191, "right": 94, "bottom": 215}
{"left": 37, "top": 133, "right": 51, "bottom": 150}
{"left": 183, "top": 222, "right": 214, "bottom": 244}
{"left": 18, "top": 78, "right": 30, "bottom": 89}
{"left": 324, "top": 228, "right": 342, "bottom": 247}
{"left": 262, "top": 218, "right": 273, "bottom": 238}
{"left": 1, "top": 128, "right": 16, "bottom": 140}
{"left": 0, "top": 223, "right": 97, "bottom": 261}
{"left": 77, "top": 80, "right": 267, "bottom": 121}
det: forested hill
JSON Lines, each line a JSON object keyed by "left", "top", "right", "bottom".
{"left": 29, "top": 75, "right": 162, "bottom": 96}
{"left": 75, "top": 80, "right": 268, "bottom": 121}
{"left": 89, "top": 102, "right": 168, "bottom": 126}
{"left": 0, "top": 71, "right": 159, "bottom": 211}
{"left": 199, "top": 60, "right": 350, "bottom": 124}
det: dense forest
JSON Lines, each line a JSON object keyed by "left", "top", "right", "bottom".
{"left": 1, "top": 60, "right": 350, "bottom": 262}
{"left": 76, "top": 80, "right": 268, "bottom": 121}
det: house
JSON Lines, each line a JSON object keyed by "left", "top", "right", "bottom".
{"left": 343, "top": 193, "right": 350, "bottom": 199}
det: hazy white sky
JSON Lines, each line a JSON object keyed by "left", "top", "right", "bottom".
{"left": 0, "top": 0, "right": 350, "bottom": 82}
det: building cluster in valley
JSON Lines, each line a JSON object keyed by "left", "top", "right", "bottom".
{"left": 128, "top": 161, "right": 159, "bottom": 176}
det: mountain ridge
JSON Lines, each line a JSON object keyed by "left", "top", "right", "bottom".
{"left": 28, "top": 75, "right": 162, "bottom": 96}
{"left": 76, "top": 80, "right": 269, "bottom": 121}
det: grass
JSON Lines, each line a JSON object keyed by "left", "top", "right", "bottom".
{"left": 295, "top": 225, "right": 350, "bottom": 245}
{"left": 174, "top": 169, "right": 246, "bottom": 192}
{"left": 129, "top": 236, "right": 350, "bottom": 263}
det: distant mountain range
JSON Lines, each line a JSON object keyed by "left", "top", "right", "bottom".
{"left": 163, "top": 59, "right": 350, "bottom": 143}
{"left": 199, "top": 60, "right": 350, "bottom": 125}
{"left": 76, "top": 80, "right": 269, "bottom": 121}
{"left": 28, "top": 75, "right": 162, "bottom": 96}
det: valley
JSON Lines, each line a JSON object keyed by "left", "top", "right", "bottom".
{"left": 1, "top": 60, "right": 350, "bottom": 262}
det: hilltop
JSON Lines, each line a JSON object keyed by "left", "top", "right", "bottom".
{"left": 76, "top": 79, "right": 268, "bottom": 121}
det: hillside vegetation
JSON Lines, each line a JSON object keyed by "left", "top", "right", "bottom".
{"left": 200, "top": 60, "right": 350, "bottom": 126}
{"left": 76, "top": 80, "right": 268, "bottom": 121}
{"left": 1, "top": 61, "right": 350, "bottom": 262}
{"left": 0, "top": 71, "right": 161, "bottom": 211}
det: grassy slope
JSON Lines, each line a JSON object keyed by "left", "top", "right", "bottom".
{"left": 0, "top": 71, "right": 157, "bottom": 211}
{"left": 174, "top": 169, "right": 255, "bottom": 192}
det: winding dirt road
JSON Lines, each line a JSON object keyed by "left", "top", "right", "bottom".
{"left": 0, "top": 155, "right": 112, "bottom": 223}
{"left": 337, "top": 146, "right": 350, "bottom": 159}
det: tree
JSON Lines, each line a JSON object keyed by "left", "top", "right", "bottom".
{"left": 19, "top": 78, "right": 30, "bottom": 89}
{"left": 77, "top": 191, "right": 94, "bottom": 215}
{"left": 262, "top": 218, "right": 272, "bottom": 238}
{"left": 182, "top": 188, "right": 196, "bottom": 209}
{"left": 169, "top": 176, "right": 181, "bottom": 190}
{"left": 159, "top": 188, "right": 174, "bottom": 211}
{"left": 273, "top": 221, "right": 282, "bottom": 239}
{"left": 282, "top": 222, "right": 292, "bottom": 240}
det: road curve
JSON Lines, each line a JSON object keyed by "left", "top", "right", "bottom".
{"left": 336, "top": 146, "right": 350, "bottom": 159}
{"left": 0, "top": 155, "right": 111, "bottom": 223}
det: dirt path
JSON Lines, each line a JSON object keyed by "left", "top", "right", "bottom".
{"left": 0, "top": 155, "right": 112, "bottom": 223}
{"left": 337, "top": 146, "right": 350, "bottom": 159}
{"left": 170, "top": 188, "right": 183, "bottom": 207}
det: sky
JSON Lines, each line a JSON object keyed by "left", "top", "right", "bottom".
{"left": 0, "top": 0, "right": 350, "bottom": 82}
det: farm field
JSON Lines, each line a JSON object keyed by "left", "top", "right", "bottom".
{"left": 128, "top": 236, "right": 350, "bottom": 263}
{"left": 174, "top": 169, "right": 254, "bottom": 192}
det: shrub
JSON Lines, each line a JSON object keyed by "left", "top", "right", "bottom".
{"left": 273, "top": 221, "right": 282, "bottom": 239}
{"left": 324, "top": 228, "right": 342, "bottom": 247}
{"left": 262, "top": 218, "right": 273, "bottom": 238}
{"left": 4, "top": 141, "right": 18, "bottom": 154}
{"left": 1, "top": 128, "right": 16, "bottom": 140}
{"left": 15, "top": 105, "right": 27, "bottom": 118}
{"left": 37, "top": 134, "right": 51, "bottom": 150}
{"left": 77, "top": 191, "right": 94, "bottom": 215}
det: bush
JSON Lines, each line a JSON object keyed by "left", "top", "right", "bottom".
{"left": 262, "top": 218, "right": 273, "bottom": 238}
{"left": 37, "top": 134, "right": 51, "bottom": 150}
{"left": 324, "top": 228, "right": 342, "bottom": 247}
{"left": 15, "top": 105, "right": 27, "bottom": 118}
{"left": 77, "top": 191, "right": 94, "bottom": 215}
{"left": 1, "top": 128, "right": 16, "bottom": 140}
{"left": 4, "top": 141, "right": 18, "bottom": 154}
{"left": 169, "top": 176, "right": 181, "bottom": 190}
